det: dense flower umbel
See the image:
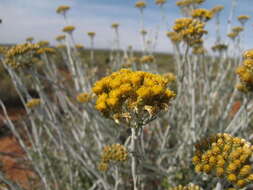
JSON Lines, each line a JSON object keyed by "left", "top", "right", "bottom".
{"left": 167, "top": 31, "right": 182, "bottom": 44}
{"left": 211, "top": 44, "right": 228, "bottom": 52}
{"left": 56, "top": 5, "right": 70, "bottom": 14}
{"left": 63, "top": 26, "right": 75, "bottom": 33}
{"left": 111, "top": 23, "right": 119, "bottom": 29}
{"left": 76, "top": 93, "right": 90, "bottom": 103}
{"left": 87, "top": 32, "right": 96, "bottom": 38}
{"left": 36, "top": 48, "right": 56, "bottom": 55}
{"left": 237, "top": 15, "right": 250, "bottom": 25}
{"left": 55, "top": 35, "right": 66, "bottom": 42}
{"left": 191, "top": 8, "right": 213, "bottom": 22}
{"left": 236, "top": 49, "right": 253, "bottom": 92}
{"left": 232, "top": 26, "right": 244, "bottom": 33}
{"left": 135, "top": 1, "right": 146, "bottom": 9}
{"left": 140, "top": 55, "right": 155, "bottom": 64}
{"left": 211, "top": 5, "right": 224, "bottom": 15}
{"left": 169, "top": 184, "right": 202, "bottom": 190}
{"left": 98, "top": 144, "right": 128, "bottom": 172}
{"left": 92, "top": 69, "right": 176, "bottom": 126}
{"left": 25, "top": 99, "right": 41, "bottom": 109}
{"left": 193, "top": 133, "right": 253, "bottom": 188}
{"left": 155, "top": 0, "right": 166, "bottom": 6}
{"left": 4, "top": 43, "right": 40, "bottom": 69}
{"left": 37, "top": 41, "right": 50, "bottom": 47}
{"left": 176, "top": 0, "right": 204, "bottom": 7}
{"left": 26, "top": 37, "right": 34, "bottom": 43}
{"left": 172, "top": 18, "right": 207, "bottom": 46}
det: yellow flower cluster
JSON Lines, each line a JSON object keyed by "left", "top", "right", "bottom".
{"left": 63, "top": 26, "right": 75, "bottom": 33}
{"left": 232, "top": 26, "right": 244, "bottom": 33}
{"left": 92, "top": 69, "right": 176, "bottom": 125}
{"left": 193, "top": 133, "right": 253, "bottom": 188}
{"left": 98, "top": 144, "right": 128, "bottom": 172}
{"left": 36, "top": 47, "right": 55, "bottom": 55}
{"left": 211, "top": 5, "right": 224, "bottom": 15}
{"left": 140, "top": 55, "right": 155, "bottom": 64}
{"left": 55, "top": 35, "right": 66, "bottom": 42}
{"left": 167, "top": 31, "right": 182, "bottom": 44}
{"left": 163, "top": 72, "right": 176, "bottom": 83}
{"left": 56, "top": 5, "right": 70, "bottom": 14}
{"left": 227, "top": 32, "right": 239, "bottom": 40}
{"left": 26, "top": 37, "right": 34, "bottom": 43}
{"left": 56, "top": 44, "right": 66, "bottom": 49}
{"left": 4, "top": 43, "right": 40, "bottom": 69}
{"left": 211, "top": 44, "right": 228, "bottom": 52}
{"left": 0, "top": 46, "right": 8, "bottom": 55}
{"left": 76, "top": 93, "right": 90, "bottom": 103}
{"left": 176, "top": 0, "right": 204, "bottom": 7}
{"left": 140, "top": 29, "right": 147, "bottom": 36}
{"left": 172, "top": 18, "right": 207, "bottom": 46}
{"left": 191, "top": 8, "right": 213, "bottom": 22}
{"left": 25, "top": 99, "right": 41, "bottom": 109}
{"left": 87, "top": 32, "right": 96, "bottom": 37}
{"left": 75, "top": 44, "right": 84, "bottom": 50}
{"left": 237, "top": 15, "right": 250, "bottom": 24}
{"left": 155, "top": 0, "right": 166, "bottom": 6}
{"left": 192, "top": 46, "right": 206, "bottom": 55}
{"left": 37, "top": 41, "right": 50, "bottom": 47}
{"left": 135, "top": 1, "right": 146, "bottom": 9}
{"left": 169, "top": 184, "right": 202, "bottom": 190}
{"left": 235, "top": 49, "right": 253, "bottom": 92}
{"left": 111, "top": 23, "right": 119, "bottom": 29}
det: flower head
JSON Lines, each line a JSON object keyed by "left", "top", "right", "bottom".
{"left": 193, "top": 133, "right": 253, "bottom": 188}
{"left": 26, "top": 37, "right": 34, "bottom": 43}
{"left": 191, "top": 8, "right": 213, "bottom": 22}
{"left": 169, "top": 184, "right": 203, "bottom": 190}
{"left": 56, "top": 5, "right": 70, "bottom": 14}
{"left": 140, "top": 55, "right": 155, "bottom": 64}
{"left": 238, "top": 15, "right": 250, "bottom": 25}
{"left": 135, "top": 1, "right": 146, "bottom": 9}
{"left": 111, "top": 23, "right": 119, "bottom": 29}
{"left": 236, "top": 49, "right": 253, "bottom": 92}
{"left": 211, "top": 5, "right": 224, "bottom": 15}
{"left": 87, "top": 32, "right": 96, "bottom": 38}
{"left": 63, "top": 26, "right": 75, "bottom": 33}
{"left": 172, "top": 18, "right": 207, "bottom": 46}
{"left": 25, "top": 99, "right": 41, "bottom": 109}
{"left": 55, "top": 35, "right": 66, "bottom": 42}
{"left": 92, "top": 69, "right": 176, "bottom": 126}
{"left": 98, "top": 144, "right": 128, "bottom": 172}
{"left": 76, "top": 93, "right": 90, "bottom": 103}
{"left": 155, "top": 0, "right": 166, "bottom": 6}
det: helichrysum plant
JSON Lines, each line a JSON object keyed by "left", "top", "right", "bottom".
{"left": 4, "top": 43, "right": 40, "bottom": 69}
{"left": 92, "top": 69, "right": 176, "bottom": 126}
{"left": 172, "top": 18, "right": 207, "bottom": 47}
{"left": 236, "top": 49, "right": 253, "bottom": 92}
{"left": 193, "top": 133, "right": 253, "bottom": 188}
{"left": 25, "top": 98, "right": 41, "bottom": 109}
{"left": 98, "top": 144, "right": 128, "bottom": 172}
{"left": 169, "top": 184, "right": 203, "bottom": 190}
{"left": 191, "top": 8, "right": 213, "bottom": 22}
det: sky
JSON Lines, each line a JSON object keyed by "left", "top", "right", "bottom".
{"left": 0, "top": 0, "right": 252, "bottom": 52}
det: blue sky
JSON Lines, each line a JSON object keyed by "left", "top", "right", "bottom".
{"left": 0, "top": 0, "right": 252, "bottom": 52}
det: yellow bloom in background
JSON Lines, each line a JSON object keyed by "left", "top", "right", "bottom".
{"left": 37, "top": 41, "right": 50, "bottom": 47}
{"left": 98, "top": 144, "right": 128, "bottom": 172}
{"left": 135, "top": 1, "right": 146, "bottom": 9}
{"left": 4, "top": 43, "right": 40, "bottom": 69}
{"left": 75, "top": 44, "right": 84, "bottom": 50}
{"left": 193, "top": 133, "right": 253, "bottom": 188}
{"left": 26, "top": 37, "right": 34, "bottom": 43}
{"left": 191, "top": 8, "right": 213, "bottom": 22}
{"left": 87, "top": 32, "right": 96, "bottom": 38}
{"left": 176, "top": 0, "right": 204, "bottom": 7}
{"left": 169, "top": 184, "right": 203, "bottom": 190}
{"left": 167, "top": 31, "right": 182, "bottom": 44}
{"left": 76, "top": 93, "right": 90, "bottom": 103}
{"left": 62, "top": 26, "right": 75, "bottom": 33}
{"left": 172, "top": 18, "right": 207, "bottom": 46}
{"left": 92, "top": 69, "right": 176, "bottom": 126}
{"left": 232, "top": 26, "right": 244, "bottom": 33}
{"left": 36, "top": 48, "right": 55, "bottom": 55}
{"left": 56, "top": 5, "right": 70, "bottom": 14}
{"left": 111, "top": 23, "right": 119, "bottom": 29}
{"left": 236, "top": 49, "right": 253, "bottom": 92}
{"left": 237, "top": 15, "right": 250, "bottom": 25}
{"left": 55, "top": 35, "right": 66, "bottom": 42}
{"left": 25, "top": 98, "right": 41, "bottom": 109}
{"left": 211, "top": 5, "right": 224, "bottom": 15}
{"left": 155, "top": 0, "right": 166, "bottom": 6}
{"left": 140, "top": 55, "right": 155, "bottom": 64}
{"left": 211, "top": 44, "right": 228, "bottom": 52}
